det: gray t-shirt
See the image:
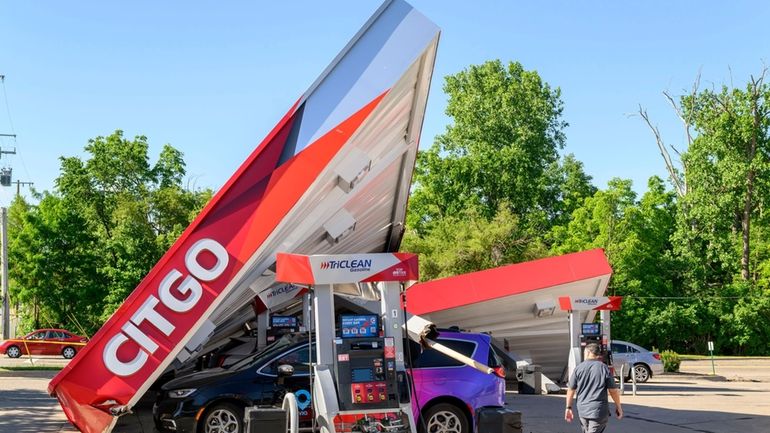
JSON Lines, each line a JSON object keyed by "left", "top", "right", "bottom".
{"left": 568, "top": 359, "right": 617, "bottom": 419}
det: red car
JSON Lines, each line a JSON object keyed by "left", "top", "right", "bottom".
{"left": 0, "top": 328, "right": 88, "bottom": 359}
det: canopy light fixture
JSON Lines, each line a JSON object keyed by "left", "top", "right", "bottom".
{"left": 323, "top": 208, "right": 357, "bottom": 245}
{"left": 533, "top": 299, "right": 556, "bottom": 317}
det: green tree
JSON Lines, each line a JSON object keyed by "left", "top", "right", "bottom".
{"left": 402, "top": 205, "right": 546, "bottom": 281}
{"left": 8, "top": 130, "right": 211, "bottom": 333}
{"left": 8, "top": 194, "right": 105, "bottom": 333}
{"left": 549, "top": 177, "right": 681, "bottom": 350}
{"left": 638, "top": 69, "right": 770, "bottom": 355}
{"left": 408, "top": 60, "right": 567, "bottom": 234}
{"left": 669, "top": 72, "right": 770, "bottom": 285}
{"left": 546, "top": 154, "right": 597, "bottom": 227}
{"left": 549, "top": 178, "right": 637, "bottom": 258}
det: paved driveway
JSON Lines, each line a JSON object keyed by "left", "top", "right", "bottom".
{"left": 1, "top": 358, "right": 769, "bottom": 433}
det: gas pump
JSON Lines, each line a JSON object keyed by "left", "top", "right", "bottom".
{"left": 275, "top": 252, "right": 499, "bottom": 433}
{"left": 579, "top": 323, "right": 611, "bottom": 366}
{"left": 334, "top": 314, "right": 403, "bottom": 411}
{"left": 558, "top": 296, "right": 623, "bottom": 381}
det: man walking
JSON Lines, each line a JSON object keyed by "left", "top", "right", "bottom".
{"left": 565, "top": 343, "right": 623, "bottom": 432}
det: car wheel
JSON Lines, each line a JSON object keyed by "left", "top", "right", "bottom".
{"left": 202, "top": 403, "right": 244, "bottom": 433}
{"left": 62, "top": 347, "right": 76, "bottom": 359}
{"left": 423, "top": 403, "right": 468, "bottom": 433}
{"left": 6, "top": 345, "right": 21, "bottom": 358}
{"left": 634, "top": 364, "right": 651, "bottom": 383}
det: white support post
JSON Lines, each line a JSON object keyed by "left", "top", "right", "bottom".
{"left": 257, "top": 311, "right": 269, "bottom": 350}
{"left": 567, "top": 311, "right": 581, "bottom": 381}
{"left": 302, "top": 293, "right": 313, "bottom": 332}
{"left": 600, "top": 310, "right": 611, "bottom": 346}
{"left": 379, "top": 282, "right": 405, "bottom": 369}
{"left": 380, "top": 281, "right": 416, "bottom": 433}
{"left": 313, "top": 284, "right": 335, "bottom": 367}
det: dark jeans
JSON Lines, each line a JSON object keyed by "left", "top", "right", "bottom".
{"left": 579, "top": 416, "right": 609, "bottom": 433}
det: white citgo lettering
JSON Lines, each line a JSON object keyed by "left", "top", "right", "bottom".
{"left": 159, "top": 270, "right": 202, "bottom": 313}
{"left": 131, "top": 296, "right": 175, "bottom": 336}
{"left": 103, "top": 333, "right": 149, "bottom": 377}
{"left": 122, "top": 322, "right": 159, "bottom": 354}
{"left": 185, "top": 238, "right": 229, "bottom": 281}
{"left": 102, "top": 238, "right": 229, "bottom": 377}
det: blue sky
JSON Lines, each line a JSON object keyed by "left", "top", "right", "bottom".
{"left": 1, "top": 1, "right": 768, "bottom": 206}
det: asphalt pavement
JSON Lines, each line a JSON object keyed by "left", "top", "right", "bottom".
{"left": 1, "top": 357, "right": 770, "bottom": 433}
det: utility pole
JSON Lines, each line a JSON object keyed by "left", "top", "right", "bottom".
{"left": 13, "top": 180, "right": 33, "bottom": 197}
{"left": 1, "top": 74, "right": 18, "bottom": 338}
{"left": 1, "top": 208, "right": 8, "bottom": 339}
{"left": 0, "top": 143, "right": 12, "bottom": 339}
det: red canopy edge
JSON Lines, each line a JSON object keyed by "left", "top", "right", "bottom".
{"left": 405, "top": 248, "right": 612, "bottom": 315}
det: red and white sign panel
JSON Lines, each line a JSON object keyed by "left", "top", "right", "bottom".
{"left": 257, "top": 284, "right": 307, "bottom": 311}
{"left": 276, "top": 252, "right": 418, "bottom": 285}
{"left": 47, "top": 2, "right": 439, "bottom": 432}
{"left": 558, "top": 296, "right": 622, "bottom": 311}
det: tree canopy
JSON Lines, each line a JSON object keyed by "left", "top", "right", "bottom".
{"left": 405, "top": 62, "right": 770, "bottom": 356}
{"left": 8, "top": 131, "right": 211, "bottom": 334}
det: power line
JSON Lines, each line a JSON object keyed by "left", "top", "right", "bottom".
{"left": 0, "top": 75, "right": 33, "bottom": 198}
{"left": 0, "top": 75, "right": 15, "bottom": 134}
{"left": 622, "top": 295, "right": 769, "bottom": 300}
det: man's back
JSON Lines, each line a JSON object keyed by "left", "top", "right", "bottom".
{"left": 568, "top": 359, "right": 615, "bottom": 419}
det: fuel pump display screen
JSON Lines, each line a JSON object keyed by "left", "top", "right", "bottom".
{"left": 351, "top": 368, "right": 375, "bottom": 382}
{"left": 271, "top": 316, "right": 298, "bottom": 328}
{"left": 340, "top": 314, "right": 379, "bottom": 338}
{"left": 581, "top": 323, "right": 601, "bottom": 336}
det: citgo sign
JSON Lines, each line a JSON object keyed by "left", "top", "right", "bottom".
{"left": 103, "top": 239, "right": 229, "bottom": 377}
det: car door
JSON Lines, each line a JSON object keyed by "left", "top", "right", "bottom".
{"left": 625, "top": 344, "right": 640, "bottom": 366}
{"left": 611, "top": 343, "right": 630, "bottom": 375}
{"left": 44, "top": 331, "right": 64, "bottom": 355}
{"left": 260, "top": 345, "right": 314, "bottom": 424}
{"left": 25, "top": 330, "right": 49, "bottom": 355}
{"left": 410, "top": 337, "right": 481, "bottom": 407}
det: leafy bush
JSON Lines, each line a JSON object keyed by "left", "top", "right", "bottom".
{"left": 660, "top": 350, "right": 681, "bottom": 372}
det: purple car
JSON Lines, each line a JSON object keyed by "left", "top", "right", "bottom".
{"left": 154, "top": 331, "right": 506, "bottom": 433}
{"left": 409, "top": 331, "right": 506, "bottom": 433}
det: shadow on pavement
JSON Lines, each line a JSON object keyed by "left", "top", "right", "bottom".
{"left": 113, "top": 393, "right": 159, "bottom": 433}
{"left": 510, "top": 393, "right": 770, "bottom": 433}
{"left": 0, "top": 388, "right": 70, "bottom": 433}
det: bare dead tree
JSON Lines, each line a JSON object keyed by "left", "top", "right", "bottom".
{"left": 739, "top": 67, "right": 767, "bottom": 281}
{"left": 638, "top": 106, "right": 687, "bottom": 197}
{"left": 638, "top": 73, "right": 702, "bottom": 198}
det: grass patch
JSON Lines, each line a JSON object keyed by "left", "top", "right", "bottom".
{"left": 680, "top": 355, "right": 710, "bottom": 360}
{"left": 679, "top": 354, "right": 770, "bottom": 360}
{"left": 0, "top": 365, "right": 63, "bottom": 371}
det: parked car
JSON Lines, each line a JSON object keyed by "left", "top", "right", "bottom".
{"left": 154, "top": 330, "right": 506, "bottom": 433}
{"left": 0, "top": 328, "right": 88, "bottom": 359}
{"left": 611, "top": 340, "right": 664, "bottom": 383}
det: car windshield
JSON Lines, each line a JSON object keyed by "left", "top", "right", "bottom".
{"left": 226, "top": 333, "right": 309, "bottom": 371}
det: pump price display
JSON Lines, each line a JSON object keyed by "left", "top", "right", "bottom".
{"left": 341, "top": 314, "right": 378, "bottom": 338}
{"left": 271, "top": 316, "right": 298, "bottom": 328}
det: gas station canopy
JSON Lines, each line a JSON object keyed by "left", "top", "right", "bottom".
{"left": 48, "top": 2, "right": 440, "bottom": 432}
{"left": 405, "top": 249, "right": 613, "bottom": 380}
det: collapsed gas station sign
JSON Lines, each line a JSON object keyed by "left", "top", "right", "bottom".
{"left": 48, "top": 2, "right": 440, "bottom": 432}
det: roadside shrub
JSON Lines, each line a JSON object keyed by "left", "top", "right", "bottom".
{"left": 660, "top": 350, "right": 681, "bottom": 372}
